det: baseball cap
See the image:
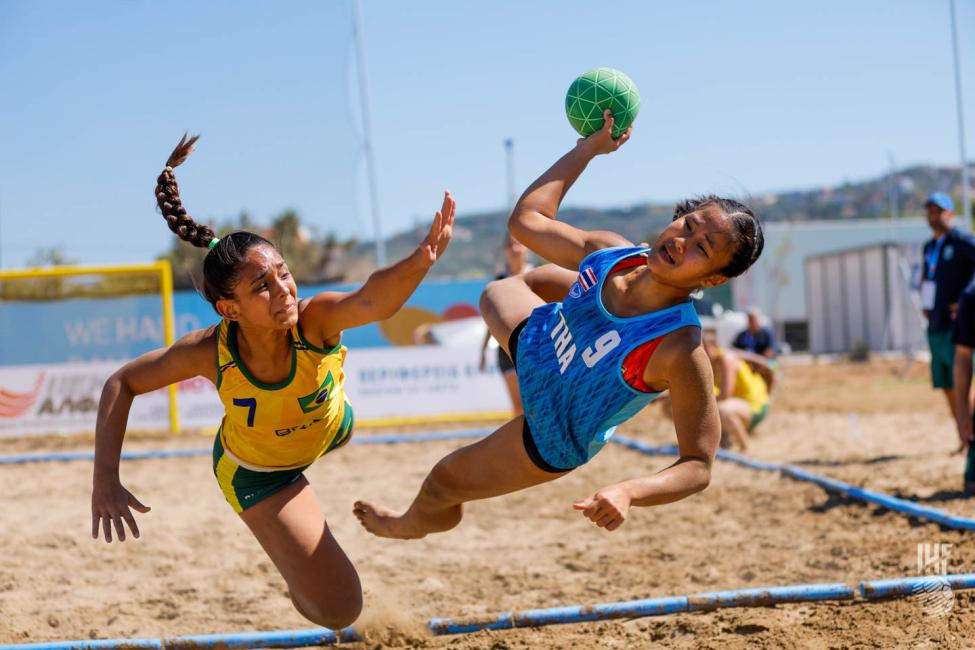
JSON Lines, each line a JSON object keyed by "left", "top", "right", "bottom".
{"left": 926, "top": 192, "right": 955, "bottom": 212}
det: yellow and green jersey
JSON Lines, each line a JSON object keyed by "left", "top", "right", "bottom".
{"left": 214, "top": 318, "right": 353, "bottom": 471}
{"left": 714, "top": 346, "right": 769, "bottom": 415}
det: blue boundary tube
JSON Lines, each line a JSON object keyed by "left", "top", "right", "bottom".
{"left": 8, "top": 575, "right": 974, "bottom": 649}
{"left": 0, "top": 626, "right": 359, "bottom": 649}
{"left": 686, "top": 583, "right": 853, "bottom": 611}
{"left": 2, "top": 582, "right": 855, "bottom": 649}
{"left": 612, "top": 435, "right": 975, "bottom": 532}
{"left": 779, "top": 465, "right": 975, "bottom": 531}
{"left": 860, "top": 573, "right": 975, "bottom": 598}
{"left": 428, "top": 595, "right": 689, "bottom": 634}
{"left": 0, "top": 428, "right": 491, "bottom": 466}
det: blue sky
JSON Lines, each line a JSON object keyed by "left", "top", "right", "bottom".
{"left": 1, "top": 0, "right": 973, "bottom": 267}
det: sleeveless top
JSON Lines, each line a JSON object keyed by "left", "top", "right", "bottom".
{"left": 215, "top": 318, "right": 350, "bottom": 470}
{"left": 515, "top": 246, "right": 702, "bottom": 469}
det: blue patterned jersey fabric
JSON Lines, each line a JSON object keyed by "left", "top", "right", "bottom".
{"left": 515, "top": 246, "right": 702, "bottom": 470}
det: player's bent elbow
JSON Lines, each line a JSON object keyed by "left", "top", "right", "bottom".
{"left": 684, "top": 459, "right": 712, "bottom": 493}
{"left": 697, "top": 467, "right": 712, "bottom": 492}
{"left": 103, "top": 370, "right": 132, "bottom": 402}
{"left": 507, "top": 209, "right": 537, "bottom": 240}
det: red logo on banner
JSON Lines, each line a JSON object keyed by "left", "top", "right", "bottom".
{"left": 0, "top": 374, "right": 44, "bottom": 418}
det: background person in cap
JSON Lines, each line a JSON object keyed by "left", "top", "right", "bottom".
{"left": 950, "top": 276, "right": 975, "bottom": 496}
{"left": 921, "top": 192, "right": 975, "bottom": 425}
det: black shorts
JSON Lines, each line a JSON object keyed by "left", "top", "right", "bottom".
{"left": 508, "top": 317, "right": 571, "bottom": 474}
{"left": 497, "top": 347, "right": 515, "bottom": 374}
{"left": 507, "top": 318, "right": 528, "bottom": 371}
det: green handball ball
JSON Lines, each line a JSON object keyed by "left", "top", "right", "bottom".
{"left": 565, "top": 67, "right": 640, "bottom": 139}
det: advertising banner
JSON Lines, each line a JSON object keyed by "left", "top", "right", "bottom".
{"left": 0, "top": 345, "right": 510, "bottom": 437}
{"left": 0, "top": 279, "right": 489, "bottom": 366}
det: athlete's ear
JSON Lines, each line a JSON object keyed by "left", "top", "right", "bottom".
{"left": 698, "top": 274, "right": 728, "bottom": 289}
{"left": 215, "top": 298, "right": 239, "bottom": 320}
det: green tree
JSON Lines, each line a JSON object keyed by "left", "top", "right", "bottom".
{"left": 159, "top": 210, "right": 357, "bottom": 290}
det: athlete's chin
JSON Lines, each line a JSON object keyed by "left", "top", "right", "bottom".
{"left": 268, "top": 312, "right": 298, "bottom": 329}
{"left": 645, "top": 256, "right": 667, "bottom": 274}
{"left": 647, "top": 258, "right": 682, "bottom": 280}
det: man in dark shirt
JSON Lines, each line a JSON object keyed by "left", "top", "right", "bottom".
{"left": 733, "top": 308, "right": 776, "bottom": 359}
{"left": 732, "top": 307, "right": 778, "bottom": 392}
{"left": 950, "top": 277, "right": 975, "bottom": 496}
{"left": 921, "top": 192, "right": 975, "bottom": 423}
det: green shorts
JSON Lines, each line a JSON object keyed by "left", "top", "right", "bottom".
{"left": 748, "top": 404, "right": 769, "bottom": 431}
{"left": 928, "top": 330, "right": 956, "bottom": 389}
{"left": 212, "top": 434, "right": 309, "bottom": 513}
{"left": 212, "top": 402, "right": 355, "bottom": 513}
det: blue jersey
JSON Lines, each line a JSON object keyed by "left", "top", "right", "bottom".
{"left": 515, "top": 246, "right": 701, "bottom": 470}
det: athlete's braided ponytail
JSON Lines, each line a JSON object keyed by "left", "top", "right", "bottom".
{"left": 153, "top": 133, "right": 273, "bottom": 309}
{"left": 154, "top": 133, "right": 218, "bottom": 249}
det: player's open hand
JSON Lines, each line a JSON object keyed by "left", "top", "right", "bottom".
{"left": 418, "top": 192, "right": 456, "bottom": 267}
{"left": 573, "top": 484, "right": 632, "bottom": 531}
{"left": 578, "top": 109, "right": 632, "bottom": 156}
{"left": 91, "top": 476, "right": 151, "bottom": 543}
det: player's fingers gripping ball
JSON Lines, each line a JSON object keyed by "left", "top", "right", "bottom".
{"left": 565, "top": 67, "right": 640, "bottom": 139}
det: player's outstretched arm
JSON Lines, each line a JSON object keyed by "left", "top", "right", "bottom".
{"left": 509, "top": 110, "right": 633, "bottom": 270}
{"left": 302, "top": 192, "right": 455, "bottom": 341}
{"left": 573, "top": 335, "right": 718, "bottom": 531}
{"left": 91, "top": 327, "right": 216, "bottom": 543}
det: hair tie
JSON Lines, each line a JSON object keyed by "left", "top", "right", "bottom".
{"left": 208, "top": 237, "right": 221, "bottom": 251}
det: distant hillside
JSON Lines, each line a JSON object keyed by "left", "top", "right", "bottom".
{"left": 346, "top": 163, "right": 971, "bottom": 280}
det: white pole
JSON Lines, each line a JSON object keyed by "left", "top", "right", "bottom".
{"left": 949, "top": 0, "right": 971, "bottom": 225}
{"left": 504, "top": 139, "right": 516, "bottom": 211}
{"left": 887, "top": 153, "right": 899, "bottom": 221}
{"left": 352, "top": 0, "right": 386, "bottom": 267}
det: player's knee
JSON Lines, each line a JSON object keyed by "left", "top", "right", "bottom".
{"left": 294, "top": 585, "right": 362, "bottom": 630}
{"left": 481, "top": 276, "right": 523, "bottom": 310}
{"left": 479, "top": 279, "right": 505, "bottom": 315}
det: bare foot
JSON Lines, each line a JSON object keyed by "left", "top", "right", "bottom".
{"left": 353, "top": 501, "right": 427, "bottom": 540}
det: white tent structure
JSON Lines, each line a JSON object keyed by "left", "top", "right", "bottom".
{"left": 805, "top": 243, "right": 926, "bottom": 355}
{"left": 732, "top": 218, "right": 931, "bottom": 351}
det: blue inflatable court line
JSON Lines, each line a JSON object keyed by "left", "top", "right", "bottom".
{"left": 860, "top": 573, "right": 975, "bottom": 599}
{"left": 349, "top": 428, "right": 491, "bottom": 445}
{"left": 714, "top": 447, "right": 788, "bottom": 471}
{"left": 0, "top": 428, "right": 492, "bottom": 466}
{"left": 0, "top": 626, "right": 360, "bottom": 649}
{"left": 427, "top": 595, "right": 689, "bottom": 634}
{"left": 0, "top": 448, "right": 205, "bottom": 465}
{"left": 612, "top": 435, "right": 975, "bottom": 532}
{"left": 13, "top": 575, "right": 975, "bottom": 649}
{"left": 685, "top": 583, "right": 853, "bottom": 611}
{"left": 779, "top": 466, "right": 975, "bottom": 531}
{"left": 4, "top": 582, "right": 855, "bottom": 649}
{"left": 611, "top": 437, "right": 782, "bottom": 472}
